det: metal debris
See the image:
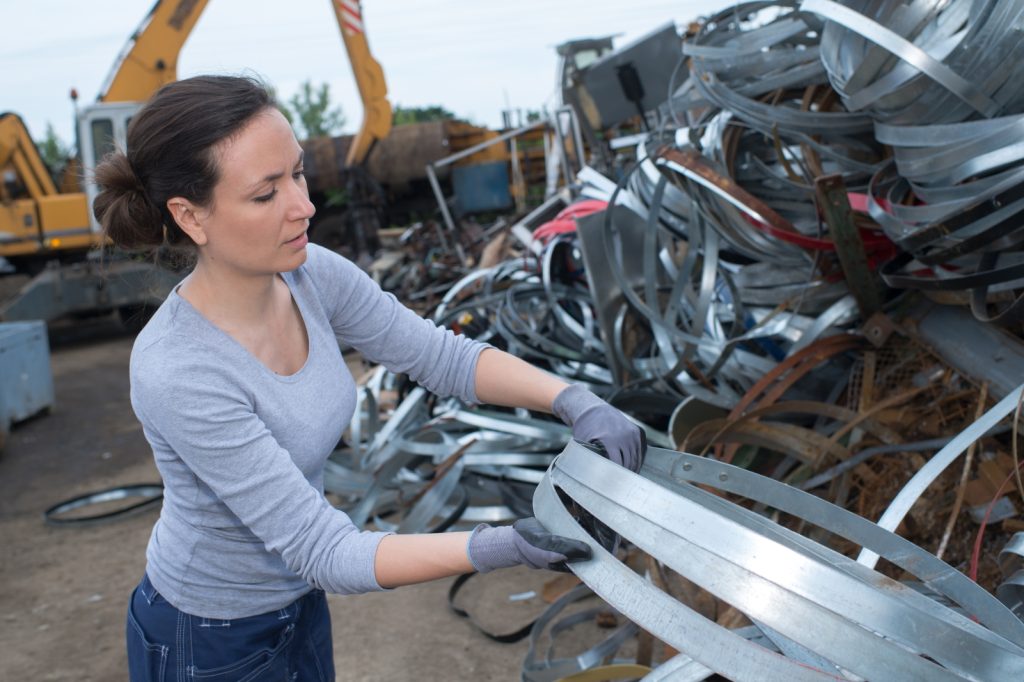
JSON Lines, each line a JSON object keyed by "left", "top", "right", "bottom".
{"left": 320, "top": 1, "right": 1024, "bottom": 678}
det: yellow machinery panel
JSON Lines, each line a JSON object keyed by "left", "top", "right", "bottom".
{"left": 0, "top": 199, "right": 40, "bottom": 256}
{"left": 0, "top": 195, "right": 93, "bottom": 258}
{"left": 37, "top": 194, "right": 95, "bottom": 251}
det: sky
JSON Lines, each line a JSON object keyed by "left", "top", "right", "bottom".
{"left": 0, "top": 0, "right": 726, "bottom": 146}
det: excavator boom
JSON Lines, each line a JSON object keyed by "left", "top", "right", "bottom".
{"left": 99, "top": 0, "right": 391, "bottom": 166}
{"left": 0, "top": 113, "right": 59, "bottom": 200}
{"left": 98, "top": 0, "right": 210, "bottom": 103}
{"left": 332, "top": 0, "right": 393, "bottom": 166}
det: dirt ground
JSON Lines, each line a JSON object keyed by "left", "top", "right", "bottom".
{"left": 0, "top": 317, "right": 561, "bottom": 681}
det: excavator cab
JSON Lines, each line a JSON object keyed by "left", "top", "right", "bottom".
{"left": 77, "top": 102, "right": 139, "bottom": 231}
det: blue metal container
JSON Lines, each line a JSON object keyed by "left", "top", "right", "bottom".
{"left": 0, "top": 321, "right": 55, "bottom": 450}
{"left": 452, "top": 161, "right": 513, "bottom": 214}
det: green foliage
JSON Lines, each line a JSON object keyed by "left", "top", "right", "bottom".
{"left": 392, "top": 104, "right": 456, "bottom": 126}
{"left": 324, "top": 188, "right": 348, "bottom": 208}
{"left": 288, "top": 80, "right": 346, "bottom": 139}
{"left": 36, "top": 123, "right": 70, "bottom": 175}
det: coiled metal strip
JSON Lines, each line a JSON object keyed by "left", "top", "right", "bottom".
{"left": 537, "top": 442, "right": 1024, "bottom": 679}
{"left": 521, "top": 584, "right": 638, "bottom": 682}
{"left": 807, "top": 0, "right": 1002, "bottom": 118}
{"left": 534, "top": 457, "right": 840, "bottom": 680}
{"left": 813, "top": 0, "right": 1024, "bottom": 123}
{"left": 999, "top": 533, "right": 1024, "bottom": 619}
{"left": 326, "top": 371, "right": 571, "bottom": 533}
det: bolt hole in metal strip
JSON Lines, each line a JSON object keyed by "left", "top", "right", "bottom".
{"left": 536, "top": 441, "right": 1024, "bottom": 680}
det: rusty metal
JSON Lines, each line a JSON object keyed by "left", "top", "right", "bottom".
{"left": 814, "top": 174, "right": 884, "bottom": 318}
{"left": 657, "top": 146, "right": 799, "bottom": 243}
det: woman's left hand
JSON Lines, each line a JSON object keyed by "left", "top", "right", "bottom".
{"left": 552, "top": 384, "right": 646, "bottom": 472}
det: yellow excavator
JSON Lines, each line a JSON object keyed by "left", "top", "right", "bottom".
{"left": 0, "top": 0, "right": 393, "bottom": 321}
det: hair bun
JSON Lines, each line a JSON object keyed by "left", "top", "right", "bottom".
{"left": 92, "top": 152, "right": 166, "bottom": 250}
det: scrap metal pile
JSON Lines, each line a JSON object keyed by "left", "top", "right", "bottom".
{"left": 330, "top": 0, "right": 1024, "bottom": 678}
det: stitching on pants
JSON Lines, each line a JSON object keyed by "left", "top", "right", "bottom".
{"left": 176, "top": 611, "right": 186, "bottom": 682}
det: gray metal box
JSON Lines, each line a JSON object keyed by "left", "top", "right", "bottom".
{"left": 0, "top": 321, "right": 55, "bottom": 450}
{"left": 580, "top": 22, "right": 683, "bottom": 129}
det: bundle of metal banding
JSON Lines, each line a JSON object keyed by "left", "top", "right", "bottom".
{"left": 535, "top": 440, "right": 1024, "bottom": 681}
{"left": 801, "top": 0, "right": 1024, "bottom": 322}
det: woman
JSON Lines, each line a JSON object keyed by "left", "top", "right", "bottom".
{"left": 94, "top": 75, "right": 643, "bottom": 681}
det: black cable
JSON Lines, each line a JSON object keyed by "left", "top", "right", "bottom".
{"left": 44, "top": 484, "right": 164, "bottom": 526}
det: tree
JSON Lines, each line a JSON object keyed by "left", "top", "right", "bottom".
{"left": 36, "top": 123, "right": 71, "bottom": 175}
{"left": 288, "top": 80, "right": 346, "bottom": 139}
{"left": 392, "top": 104, "right": 456, "bottom": 126}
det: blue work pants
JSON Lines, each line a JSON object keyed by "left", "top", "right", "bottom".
{"left": 126, "top": 573, "right": 335, "bottom": 681}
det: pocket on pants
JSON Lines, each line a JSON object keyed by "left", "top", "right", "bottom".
{"left": 189, "top": 622, "right": 295, "bottom": 682}
{"left": 126, "top": 592, "right": 169, "bottom": 682}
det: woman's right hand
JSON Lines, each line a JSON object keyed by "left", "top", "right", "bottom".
{"left": 467, "top": 517, "right": 592, "bottom": 573}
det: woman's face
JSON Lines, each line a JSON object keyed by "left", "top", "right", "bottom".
{"left": 190, "top": 107, "right": 315, "bottom": 277}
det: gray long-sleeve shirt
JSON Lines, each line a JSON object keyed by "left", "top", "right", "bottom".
{"left": 130, "top": 244, "right": 487, "bottom": 619}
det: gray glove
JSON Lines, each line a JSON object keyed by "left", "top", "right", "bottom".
{"left": 467, "top": 517, "right": 592, "bottom": 573}
{"left": 552, "top": 384, "right": 645, "bottom": 472}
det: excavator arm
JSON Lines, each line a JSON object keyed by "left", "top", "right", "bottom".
{"left": 98, "top": 0, "right": 210, "bottom": 103}
{"left": 0, "top": 113, "right": 59, "bottom": 201}
{"left": 98, "top": 0, "right": 391, "bottom": 166}
{"left": 330, "top": 0, "right": 393, "bottom": 166}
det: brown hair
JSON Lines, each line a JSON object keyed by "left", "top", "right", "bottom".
{"left": 92, "top": 75, "right": 274, "bottom": 251}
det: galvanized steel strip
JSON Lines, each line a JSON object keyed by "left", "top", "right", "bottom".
{"left": 804, "top": 0, "right": 1001, "bottom": 118}
{"left": 521, "top": 584, "right": 638, "bottom": 682}
{"left": 813, "top": 0, "right": 1024, "bottom": 124}
{"left": 637, "top": 445, "right": 1024, "bottom": 646}
{"left": 1000, "top": 533, "right": 1024, "bottom": 578}
{"left": 998, "top": 533, "right": 1024, "bottom": 618}
{"left": 637, "top": 625, "right": 779, "bottom": 682}
{"left": 451, "top": 408, "right": 570, "bottom": 445}
{"left": 542, "top": 236, "right": 605, "bottom": 358}
{"left": 362, "top": 387, "right": 428, "bottom": 470}
{"left": 787, "top": 295, "right": 859, "bottom": 354}
{"left": 595, "top": 165, "right": 815, "bottom": 403}
{"left": 561, "top": 451, "right": 1017, "bottom": 678}
{"left": 862, "top": 117, "right": 1024, "bottom": 320}
{"left": 326, "top": 369, "right": 570, "bottom": 534}
{"left": 533, "top": 467, "right": 842, "bottom": 681}
{"left": 539, "top": 442, "right": 1024, "bottom": 679}
{"left": 396, "top": 456, "right": 466, "bottom": 533}
{"left": 680, "top": 0, "right": 885, "bottom": 257}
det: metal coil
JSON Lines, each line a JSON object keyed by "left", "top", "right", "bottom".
{"left": 811, "top": 0, "right": 1024, "bottom": 124}
{"left": 536, "top": 440, "right": 1024, "bottom": 680}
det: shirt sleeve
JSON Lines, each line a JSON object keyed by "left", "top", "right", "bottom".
{"left": 302, "top": 244, "right": 488, "bottom": 404}
{"left": 131, "top": 345, "right": 389, "bottom": 596}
